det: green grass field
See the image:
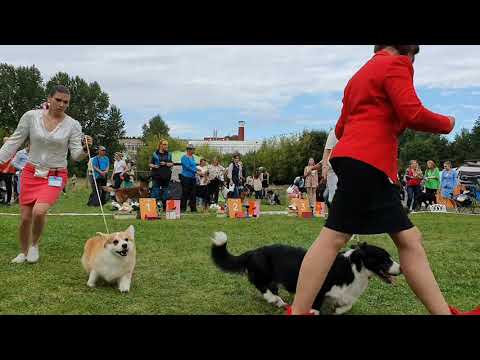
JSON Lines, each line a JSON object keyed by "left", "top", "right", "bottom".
{"left": 0, "top": 182, "right": 479, "bottom": 315}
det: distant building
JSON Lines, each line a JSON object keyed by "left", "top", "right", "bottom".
{"left": 203, "top": 121, "right": 246, "bottom": 141}
{"left": 119, "top": 137, "right": 144, "bottom": 161}
{"left": 189, "top": 121, "right": 261, "bottom": 155}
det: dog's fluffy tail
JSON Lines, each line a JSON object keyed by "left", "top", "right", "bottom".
{"left": 211, "top": 232, "right": 251, "bottom": 274}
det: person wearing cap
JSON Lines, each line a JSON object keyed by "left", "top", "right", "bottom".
{"left": 112, "top": 152, "right": 128, "bottom": 189}
{"left": 87, "top": 146, "right": 110, "bottom": 206}
{"left": 180, "top": 143, "right": 199, "bottom": 212}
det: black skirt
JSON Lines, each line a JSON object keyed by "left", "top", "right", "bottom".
{"left": 325, "top": 157, "right": 413, "bottom": 235}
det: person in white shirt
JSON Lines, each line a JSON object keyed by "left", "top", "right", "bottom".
{"left": 207, "top": 158, "right": 225, "bottom": 204}
{"left": 12, "top": 142, "right": 30, "bottom": 197}
{"left": 304, "top": 158, "right": 319, "bottom": 208}
{"left": 196, "top": 158, "right": 210, "bottom": 210}
{"left": 253, "top": 171, "right": 263, "bottom": 199}
{"left": 321, "top": 129, "right": 339, "bottom": 207}
{"left": 111, "top": 152, "right": 128, "bottom": 189}
{"left": 0, "top": 85, "right": 92, "bottom": 264}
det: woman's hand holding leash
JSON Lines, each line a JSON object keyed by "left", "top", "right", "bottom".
{"left": 82, "top": 135, "right": 93, "bottom": 152}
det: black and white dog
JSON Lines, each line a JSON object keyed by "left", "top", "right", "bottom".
{"left": 266, "top": 190, "right": 281, "bottom": 205}
{"left": 211, "top": 232, "right": 402, "bottom": 314}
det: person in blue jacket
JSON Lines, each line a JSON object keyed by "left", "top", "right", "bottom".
{"left": 180, "top": 144, "right": 199, "bottom": 212}
{"left": 440, "top": 161, "right": 457, "bottom": 199}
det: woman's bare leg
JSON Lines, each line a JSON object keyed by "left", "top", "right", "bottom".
{"left": 19, "top": 205, "right": 34, "bottom": 254}
{"left": 31, "top": 203, "right": 51, "bottom": 246}
{"left": 390, "top": 227, "right": 450, "bottom": 315}
{"left": 291, "top": 227, "right": 351, "bottom": 314}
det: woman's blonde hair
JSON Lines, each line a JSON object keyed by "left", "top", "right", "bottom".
{"left": 158, "top": 139, "right": 168, "bottom": 150}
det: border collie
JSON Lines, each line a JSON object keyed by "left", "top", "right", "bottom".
{"left": 266, "top": 190, "right": 281, "bottom": 205}
{"left": 211, "top": 232, "right": 401, "bottom": 314}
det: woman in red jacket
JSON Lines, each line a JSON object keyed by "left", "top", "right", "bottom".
{"left": 405, "top": 160, "right": 423, "bottom": 211}
{"left": 288, "top": 45, "right": 477, "bottom": 315}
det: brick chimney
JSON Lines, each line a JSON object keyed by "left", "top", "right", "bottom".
{"left": 238, "top": 121, "right": 245, "bottom": 141}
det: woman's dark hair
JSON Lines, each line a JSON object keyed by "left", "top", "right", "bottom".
{"left": 49, "top": 85, "right": 71, "bottom": 97}
{"left": 374, "top": 45, "right": 420, "bottom": 56}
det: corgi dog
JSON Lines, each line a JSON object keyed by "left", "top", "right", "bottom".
{"left": 81, "top": 225, "right": 136, "bottom": 293}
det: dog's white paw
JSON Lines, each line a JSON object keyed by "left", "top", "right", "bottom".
{"left": 118, "top": 276, "right": 131, "bottom": 293}
{"left": 87, "top": 281, "right": 96, "bottom": 288}
{"left": 119, "top": 285, "right": 130, "bottom": 293}
{"left": 311, "top": 309, "right": 320, "bottom": 315}
{"left": 274, "top": 297, "right": 287, "bottom": 308}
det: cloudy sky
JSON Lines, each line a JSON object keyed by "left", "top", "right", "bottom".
{"left": 2, "top": 45, "right": 480, "bottom": 140}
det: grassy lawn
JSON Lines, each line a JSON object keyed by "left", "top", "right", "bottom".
{"left": 0, "top": 182, "right": 479, "bottom": 315}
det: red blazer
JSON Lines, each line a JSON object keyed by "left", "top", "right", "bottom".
{"left": 331, "top": 50, "right": 453, "bottom": 182}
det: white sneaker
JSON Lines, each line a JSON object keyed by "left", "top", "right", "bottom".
{"left": 26, "top": 245, "right": 39, "bottom": 263}
{"left": 11, "top": 253, "right": 27, "bottom": 264}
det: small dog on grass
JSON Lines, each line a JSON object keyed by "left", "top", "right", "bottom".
{"left": 211, "top": 232, "right": 401, "bottom": 314}
{"left": 266, "top": 190, "right": 281, "bottom": 205}
{"left": 102, "top": 178, "right": 150, "bottom": 203}
{"left": 81, "top": 225, "right": 136, "bottom": 293}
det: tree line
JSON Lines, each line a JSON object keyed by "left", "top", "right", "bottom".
{"left": 2, "top": 62, "right": 479, "bottom": 183}
{"left": 138, "top": 117, "right": 480, "bottom": 185}
{"left": 244, "top": 123, "right": 480, "bottom": 185}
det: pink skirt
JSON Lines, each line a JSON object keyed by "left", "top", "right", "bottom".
{"left": 20, "top": 163, "right": 68, "bottom": 206}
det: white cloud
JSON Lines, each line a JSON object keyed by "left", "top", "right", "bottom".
{"left": 168, "top": 122, "right": 202, "bottom": 137}
{"left": 2, "top": 45, "right": 480, "bottom": 135}
{"left": 295, "top": 119, "right": 336, "bottom": 127}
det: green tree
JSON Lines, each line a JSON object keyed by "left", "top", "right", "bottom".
{"left": 398, "top": 130, "right": 451, "bottom": 170}
{"left": 101, "top": 105, "right": 127, "bottom": 156}
{"left": 0, "top": 63, "right": 45, "bottom": 133}
{"left": 451, "top": 128, "right": 474, "bottom": 166}
{"left": 142, "top": 115, "right": 170, "bottom": 141}
{"left": 233, "top": 130, "right": 329, "bottom": 185}
{"left": 46, "top": 73, "right": 125, "bottom": 176}
{"left": 470, "top": 116, "right": 480, "bottom": 159}
{"left": 195, "top": 144, "right": 223, "bottom": 162}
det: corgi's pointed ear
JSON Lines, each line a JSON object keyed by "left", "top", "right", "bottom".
{"left": 125, "top": 225, "right": 135, "bottom": 239}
